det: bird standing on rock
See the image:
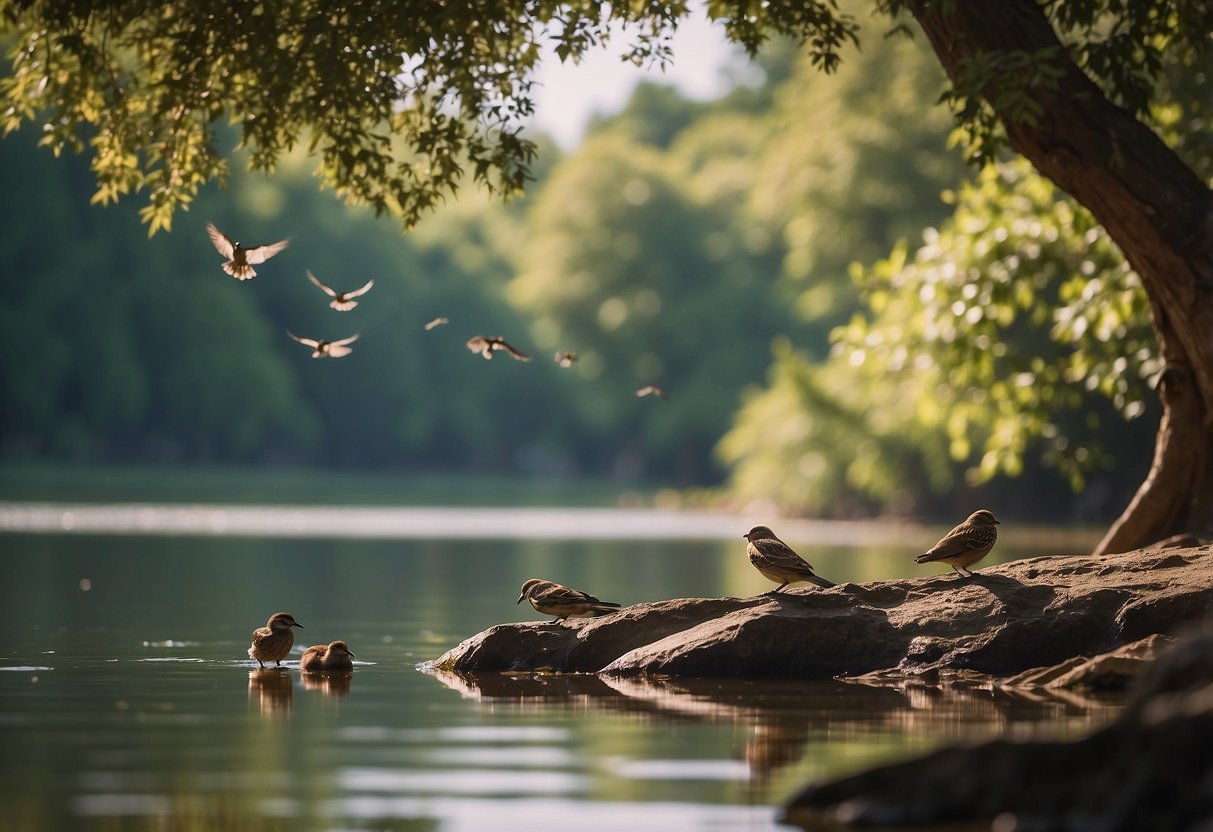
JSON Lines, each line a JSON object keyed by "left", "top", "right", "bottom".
{"left": 517, "top": 578, "right": 621, "bottom": 622}
{"left": 300, "top": 640, "right": 356, "bottom": 672}
{"left": 744, "top": 525, "right": 836, "bottom": 593}
{"left": 206, "top": 222, "right": 289, "bottom": 280}
{"left": 916, "top": 509, "right": 1000, "bottom": 577}
{"left": 248, "top": 612, "right": 304, "bottom": 667}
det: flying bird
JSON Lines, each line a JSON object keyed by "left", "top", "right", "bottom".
{"left": 206, "top": 222, "right": 289, "bottom": 280}
{"left": 743, "top": 525, "right": 836, "bottom": 593}
{"left": 636, "top": 385, "right": 666, "bottom": 399}
{"left": 247, "top": 612, "right": 304, "bottom": 668}
{"left": 916, "top": 509, "right": 1000, "bottom": 577}
{"left": 307, "top": 270, "right": 373, "bottom": 311}
{"left": 517, "top": 578, "right": 622, "bottom": 622}
{"left": 287, "top": 331, "right": 360, "bottom": 358}
{"left": 554, "top": 351, "right": 578, "bottom": 368}
{"left": 424, "top": 317, "right": 450, "bottom": 331}
{"left": 466, "top": 335, "right": 531, "bottom": 362}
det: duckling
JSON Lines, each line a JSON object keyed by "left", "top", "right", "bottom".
{"left": 248, "top": 612, "right": 303, "bottom": 667}
{"left": 300, "top": 640, "right": 356, "bottom": 672}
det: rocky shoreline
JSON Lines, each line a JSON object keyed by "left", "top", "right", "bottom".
{"left": 433, "top": 545, "right": 1213, "bottom": 680}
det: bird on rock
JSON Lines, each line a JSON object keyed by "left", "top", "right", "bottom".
{"left": 516, "top": 578, "right": 622, "bottom": 622}
{"left": 915, "top": 509, "right": 1000, "bottom": 577}
{"left": 743, "top": 525, "right": 836, "bottom": 593}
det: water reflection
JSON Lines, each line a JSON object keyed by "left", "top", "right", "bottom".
{"left": 0, "top": 518, "right": 1115, "bottom": 832}
{"left": 247, "top": 668, "right": 293, "bottom": 716}
{"left": 427, "top": 669, "right": 1124, "bottom": 788}
{"left": 301, "top": 670, "right": 355, "bottom": 698}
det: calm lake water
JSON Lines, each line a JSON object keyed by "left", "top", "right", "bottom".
{"left": 0, "top": 506, "right": 1119, "bottom": 831}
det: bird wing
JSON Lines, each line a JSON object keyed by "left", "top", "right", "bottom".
{"left": 750, "top": 539, "right": 815, "bottom": 573}
{"left": 330, "top": 333, "right": 360, "bottom": 347}
{"left": 206, "top": 222, "right": 234, "bottom": 258}
{"left": 425, "top": 317, "right": 449, "bottom": 331}
{"left": 345, "top": 279, "right": 374, "bottom": 299}
{"left": 287, "top": 331, "right": 320, "bottom": 348}
{"left": 538, "top": 583, "right": 604, "bottom": 606}
{"left": 244, "top": 238, "right": 290, "bottom": 264}
{"left": 307, "top": 270, "right": 338, "bottom": 298}
{"left": 919, "top": 527, "right": 984, "bottom": 562}
{"left": 494, "top": 340, "right": 531, "bottom": 361}
{"left": 250, "top": 625, "right": 272, "bottom": 643}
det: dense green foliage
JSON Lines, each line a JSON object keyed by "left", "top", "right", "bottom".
{"left": 4, "top": 0, "right": 1201, "bottom": 523}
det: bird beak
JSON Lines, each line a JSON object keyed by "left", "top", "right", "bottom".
{"left": 995, "top": 520, "right": 1001, "bottom": 524}
{"left": 347, "top": 650, "right": 355, "bottom": 658}
{"left": 293, "top": 622, "right": 304, "bottom": 628}
{"left": 516, "top": 594, "right": 525, "bottom": 605}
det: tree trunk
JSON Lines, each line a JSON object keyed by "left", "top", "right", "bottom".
{"left": 907, "top": 0, "right": 1213, "bottom": 554}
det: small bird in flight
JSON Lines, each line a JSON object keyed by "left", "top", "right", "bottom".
{"left": 307, "top": 270, "right": 374, "bottom": 311}
{"left": 636, "top": 385, "right": 666, "bottom": 399}
{"left": 466, "top": 335, "right": 531, "bottom": 362}
{"left": 743, "top": 525, "right": 836, "bottom": 593}
{"left": 554, "top": 351, "right": 578, "bottom": 368}
{"left": 206, "top": 222, "right": 290, "bottom": 280}
{"left": 517, "top": 578, "right": 622, "bottom": 623}
{"left": 424, "top": 317, "right": 450, "bottom": 331}
{"left": 287, "top": 331, "right": 360, "bottom": 358}
{"left": 916, "top": 509, "right": 1000, "bottom": 577}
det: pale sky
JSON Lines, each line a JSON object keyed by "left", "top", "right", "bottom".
{"left": 529, "top": 13, "right": 749, "bottom": 148}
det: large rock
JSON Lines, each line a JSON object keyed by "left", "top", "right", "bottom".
{"left": 782, "top": 624, "right": 1213, "bottom": 830}
{"left": 432, "top": 546, "right": 1213, "bottom": 679}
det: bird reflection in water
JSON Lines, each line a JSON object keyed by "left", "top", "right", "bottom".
{"left": 247, "top": 668, "right": 293, "bottom": 717}
{"left": 301, "top": 670, "right": 354, "bottom": 698}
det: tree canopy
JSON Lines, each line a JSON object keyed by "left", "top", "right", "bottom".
{"left": 2, "top": 0, "right": 1211, "bottom": 548}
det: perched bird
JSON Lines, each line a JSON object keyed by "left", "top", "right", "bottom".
{"left": 466, "top": 335, "right": 531, "bottom": 362}
{"left": 636, "top": 385, "right": 666, "bottom": 399}
{"left": 248, "top": 612, "right": 304, "bottom": 668}
{"left": 743, "top": 525, "right": 836, "bottom": 593}
{"left": 517, "top": 578, "right": 622, "bottom": 622}
{"left": 424, "top": 316, "right": 450, "bottom": 331}
{"left": 300, "top": 640, "right": 356, "bottom": 672}
{"left": 554, "top": 351, "right": 578, "bottom": 368}
{"left": 206, "top": 221, "right": 290, "bottom": 280}
{"left": 916, "top": 509, "right": 1000, "bottom": 577}
{"left": 307, "top": 270, "right": 374, "bottom": 311}
{"left": 287, "top": 330, "right": 360, "bottom": 358}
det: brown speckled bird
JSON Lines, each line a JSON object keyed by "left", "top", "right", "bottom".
{"left": 248, "top": 612, "right": 304, "bottom": 667}
{"left": 743, "top": 525, "right": 835, "bottom": 593}
{"left": 300, "top": 640, "right": 356, "bottom": 672}
{"left": 287, "top": 330, "right": 360, "bottom": 358}
{"left": 307, "top": 270, "right": 374, "bottom": 311}
{"left": 466, "top": 335, "right": 531, "bottom": 361}
{"left": 916, "top": 509, "right": 1000, "bottom": 577}
{"left": 517, "top": 578, "right": 621, "bottom": 622}
{"left": 207, "top": 222, "right": 289, "bottom": 280}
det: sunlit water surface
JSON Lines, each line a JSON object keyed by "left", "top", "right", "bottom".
{"left": 0, "top": 507, "right": 1118, "bottom": 831}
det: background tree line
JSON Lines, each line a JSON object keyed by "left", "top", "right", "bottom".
{"left": 0, "top": 27, "right": 1166, "bottom": 522}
